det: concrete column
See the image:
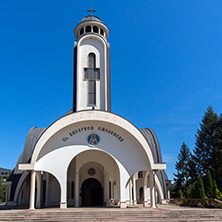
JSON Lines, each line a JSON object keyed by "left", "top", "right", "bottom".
{"left": 45, "top": 173, "right": 49, "bottom": 207}
{"left": 104, "top": 173, "right": 110, "bottom": 206}
{"left": 5, "top": 186, "right": 8, "bottom": 203}
{"left": 60, "top": 175, "right": 67, "bottom": 209}
{"left": 119, "top": 164, "right": 128, "bottom": 208}
{"left": 133, "top": 175, "right": 137, "bottom": 205}
{"left": 75, "top": 173, "right": 79, "bottom": 207}
{"left": 36, "top": 172, "right": 41, "bottom": 208}
{"left": 129, "top": 180, "right": 133, "bottom": 205}
{"left": 149, "top": 170, "right": 156, "bottom": 208}
{"left": 143, "top": 171, "right": 149, "bottom": 207}
{"left": 29, "top": 170, "right": 36, "bottom": 210}
{"left": 120, "top": 183, "right": 127, "bottom": 208}
{"left": 147, "top": 187, "right": 151, "bottom": 204}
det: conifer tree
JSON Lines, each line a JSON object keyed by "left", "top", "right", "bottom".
{"left": 205, "top": 170, "right": 213, "bottom": 198}
{"left": 193, "top": 106, "right": 219, "bottom": 178}
{"left": 215, "top": 114, "right": 222, "bottom": 190}
{"left": 189, "top": 181, "right": 197, "bottom": 198}
{"left": 174, "top": 142, "right": 191, "bottom": 197}
{"left": 195, "top": 175, "right": 205, "bottom": 199}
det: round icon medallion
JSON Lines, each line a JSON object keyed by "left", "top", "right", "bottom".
{"left": 88, "top": 168, "right": 96, "bottom": 176}
{"left": 87, "top": 133, "right": 100, "bottom": 146}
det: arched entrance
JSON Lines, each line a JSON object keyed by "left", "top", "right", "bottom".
{"left": 81, "top": 178, "right": 103, "bottom": 206}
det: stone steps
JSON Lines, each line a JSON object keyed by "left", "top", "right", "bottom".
{"left": 0, "top": 208, "right": 222, "bottom": 222}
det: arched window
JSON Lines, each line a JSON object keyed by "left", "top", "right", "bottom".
{"left": 84, "top": 53, "right": 100, "bottom": 105}
{"left": 100, "top": 29, "right": 104, "bottom": 35}
{"left": 80, "top": 27, "right": 84, "bottom": 35}
{"left": 138, "top": 171, "right": 143, "bottom": 178}
{"left": 93, "top": 26, "right": 98, "bottom": 33}
{"left": 86, "top": 26, "right": 91, "bottom": 33}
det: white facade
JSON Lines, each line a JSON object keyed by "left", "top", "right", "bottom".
{"left": 5, "top": 15, "right": 169, "bottom": 209}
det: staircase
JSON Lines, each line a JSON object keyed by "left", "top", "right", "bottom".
{"left": 0, "top": 206, "right": 222, "bottom": 221}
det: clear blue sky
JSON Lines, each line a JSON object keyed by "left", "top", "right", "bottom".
{"left": 1, "top": 1, "right": 222, "bottom": 180}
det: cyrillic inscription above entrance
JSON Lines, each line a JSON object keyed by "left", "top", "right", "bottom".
{"left": 62, "top": 126, "right": 124, "bottom": 143}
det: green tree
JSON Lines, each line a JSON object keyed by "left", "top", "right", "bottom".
{"left": 189, "top": 181, "right": 197, "bottom": 198}
{"left": 187, "top": 155, "right": 198, "bottom": 186}
{"left": 193, "top": 106, "right": 219, "bottom": 178}
{"left": 0, "top": 178, "right": 6, "bottom": 202}
{"left": 213, "top": 179, "right": 217, "bottom": 198}
{"left": 178, "top": 189, "right": 185, "bottom": 199}
{"left": 205, "top": 170, "right": 213, "bottom": 198}
{"left": 174, "top": 142, "right": 191, "bottom": 197}
{"left": 196, "top": 175, "right": 205, "bottom": 199}
{"left": 215, "top": 114, "right": 222, "bottom": 190}
{"left": 212, "top": 179, "right": 222, "bottom": 200}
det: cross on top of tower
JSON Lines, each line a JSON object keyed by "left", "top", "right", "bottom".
{"left": 87, "top": 6, "right": 96, "bottom": 16}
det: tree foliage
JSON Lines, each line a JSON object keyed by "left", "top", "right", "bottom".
{"left": 193, "top": 106, "right": 219, "bottom": 178}
{"left": 173, "top": 142, "right": 191, "bottom": 197}
{"left": 195, "top": 175, "right": 206, "bottom": 199}
{"left": 173, "top": 106, "right": 222, "bottom": 200}
{"left": 205, "top": 170, "right": 213, "bottom": 198}
{"left": 0, "top": 178, "right": 6, "bottom": 202}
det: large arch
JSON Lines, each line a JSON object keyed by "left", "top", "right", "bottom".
{"left": 68, "top": 149, "right": 121, "bottom": 207}
{"left": 19, "top": 110, "right": 166, "bottom": 208}
{"left": 24, "top": 110, "right": 164, "bottom": 171}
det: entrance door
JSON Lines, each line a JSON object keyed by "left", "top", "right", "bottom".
{"left": 81, "top": 178, "right": 103, "bottom": 206}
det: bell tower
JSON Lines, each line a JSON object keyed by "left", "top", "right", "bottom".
{"left": 73, "top": 9, "right": 111, "bottom": 112}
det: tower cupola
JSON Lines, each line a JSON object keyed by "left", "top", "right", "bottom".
{"left": 74, "top": 15, "right": 109, "bottom": 41}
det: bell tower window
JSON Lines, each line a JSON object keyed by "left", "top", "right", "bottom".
{"left": 84, "top": 53, "right": 100, "bottom": 106}
{"left": 86, "top": 26, "right": 91, "bottom": 33}
{"left": 93, "top": 26, "right": 98, "bottom": 33}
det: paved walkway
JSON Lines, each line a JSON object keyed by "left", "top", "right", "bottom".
{"left": 0, "top": 204, "right": 222, "bottom": 221}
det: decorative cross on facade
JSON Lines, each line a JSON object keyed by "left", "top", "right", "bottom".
{"left": 87, "top": 6, "right": 96, "bottom": 16}
{"left": 84, "top": 53, "right": 100, "bottom": 105}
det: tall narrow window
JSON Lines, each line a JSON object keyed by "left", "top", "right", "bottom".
{"left": 84, "top": 53, "right": 100, "bottom": 105}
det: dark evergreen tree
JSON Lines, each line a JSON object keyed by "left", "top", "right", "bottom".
{"left": 205, "top": 170, "right": 213, "bottom": 198}
{"left": 195, "top": 174, "right": 205, "bottom": 199}
{"left": 174, "top": 142, "right": 191, "bottom": 197}
{"left": 215, "top": 114, "right": 222, "bottom": 190}
{"left": 193, "top": 106, "right": 219, "bottom": 178}
{"left": 189, "top": 181, "right": 197, "bottom": 198}
{"left": 187, "top": 155, "right": 198, "bottom": 186}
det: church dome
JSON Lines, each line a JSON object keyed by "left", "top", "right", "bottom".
{"left": 80, "top": 15, "right": 103, "bottom": 24}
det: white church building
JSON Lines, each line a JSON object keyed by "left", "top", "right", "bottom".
{"left": 4, "top": 12, "right": 171, "bottom": 209}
